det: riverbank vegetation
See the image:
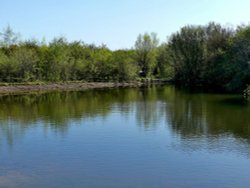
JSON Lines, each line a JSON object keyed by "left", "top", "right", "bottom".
{"left": 0, "top": 22, "right": 249, "bottom": 93}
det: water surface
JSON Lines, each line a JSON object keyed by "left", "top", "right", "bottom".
{"left": 0, "top": 86, "right": 250, "bottom": 188}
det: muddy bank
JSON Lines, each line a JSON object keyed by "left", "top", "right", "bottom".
{"left": 0, "top": 82, "right": 148, "bottom": 94}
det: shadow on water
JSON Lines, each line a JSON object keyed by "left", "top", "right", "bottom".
{"left": 166, "top": 87, "right": 250, "bottom": 135}
{"left": 217, "top": 97, "right": 248, "bottom": 106}
{"left": 162, "top": 87, "right": 250, "bottom": 157}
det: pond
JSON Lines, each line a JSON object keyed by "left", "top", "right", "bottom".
{"left": 0, "top": 86, "right": 250, "bottom": 188}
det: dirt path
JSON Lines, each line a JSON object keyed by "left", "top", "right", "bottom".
{"left": 0, "top": 82, "right": 145, "bottom": 94}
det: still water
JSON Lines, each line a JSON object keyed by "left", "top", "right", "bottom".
{"left": 0, "top": 86, "right": 250, "bottom": 188}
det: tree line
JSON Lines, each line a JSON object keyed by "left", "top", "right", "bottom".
{"left": 0, "top": 22, "right": 250, "bottom": 93}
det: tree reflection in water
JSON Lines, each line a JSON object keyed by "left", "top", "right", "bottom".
{"left": 0, "top": 86, "right": 250, "bottom": 152}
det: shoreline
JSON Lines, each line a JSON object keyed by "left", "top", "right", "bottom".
{"left": 0, "top": 81, "right": 151, "bottom": 94}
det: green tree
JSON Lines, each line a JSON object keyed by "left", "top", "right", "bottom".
{"left": 156, "top": 43, "right": 173, "bottom": 79}
{"left": 110, "top": 50, "right": 138, "bottom": 81}
{"left": 0, "top": 25, "right": 20, "bottom": 47}
{"left": 168, "top": 25, "right": 206, "bottom": 86}
{"left": 202, "top": 22, "right": 234, "bottom": 91}
{"left": 135, "top": 32, "right": 159, "bottom": 77}
{"left": 225, "top": 25, "right": 250, "bottom": 92}
{"left": 10, "top": 47, "right": 39, "bottom": 81}
{"left": 41, "top": 37, "right": 72, "bottom": 81}
{"left": 0, "top": 50, "right": 20, "bottom": 82}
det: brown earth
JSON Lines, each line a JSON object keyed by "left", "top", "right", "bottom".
{"left": 0, "top": 82, "right": 145, "bottom": 94}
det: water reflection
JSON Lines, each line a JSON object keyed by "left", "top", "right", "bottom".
{"left": 1, "top": 86, "right": 250, "bottom": 188}
{"left": 164, "top": 88, "right": 250, "bottom": 156}
{"left": 166, "top": 89, "right": 250, "bottom": 139}
{"left": 0, "top": 86, "right": 250, "bottom": 148}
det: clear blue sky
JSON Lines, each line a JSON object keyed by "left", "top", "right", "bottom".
{"left": 1, "top": 0, "right": 250, "bottom": 49}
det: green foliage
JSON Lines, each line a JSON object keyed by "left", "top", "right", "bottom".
{"left": 0, "top": 25, "right": 20, "bottom": 47}
{"left": 0, "top": 26, "right": 142, "bottom": 83}
{"left": 156, "top": 44, "right": 174, "bottom": 79}
{"left": 110, "top": 50, "right": 138, "bottom": 81}
{"left": 0, "top": 23, "right": 250, "bottom": 94}
{"left": 167, "top": 22, "right": 250, "bottom": 93}
{"left": 225, "top": 26, "right": 250, "bottom": 92}
{"left": 202, "top": 22, "right": 234, "bottom": 91}
{"left": 168, "top": 25, "right": 206, "bottom": 86}
{"left": 135, "top": 32, "right": 159, "bottom": 77}
{"left": 0, "top": 50, "right": 18, "bottom": 82}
